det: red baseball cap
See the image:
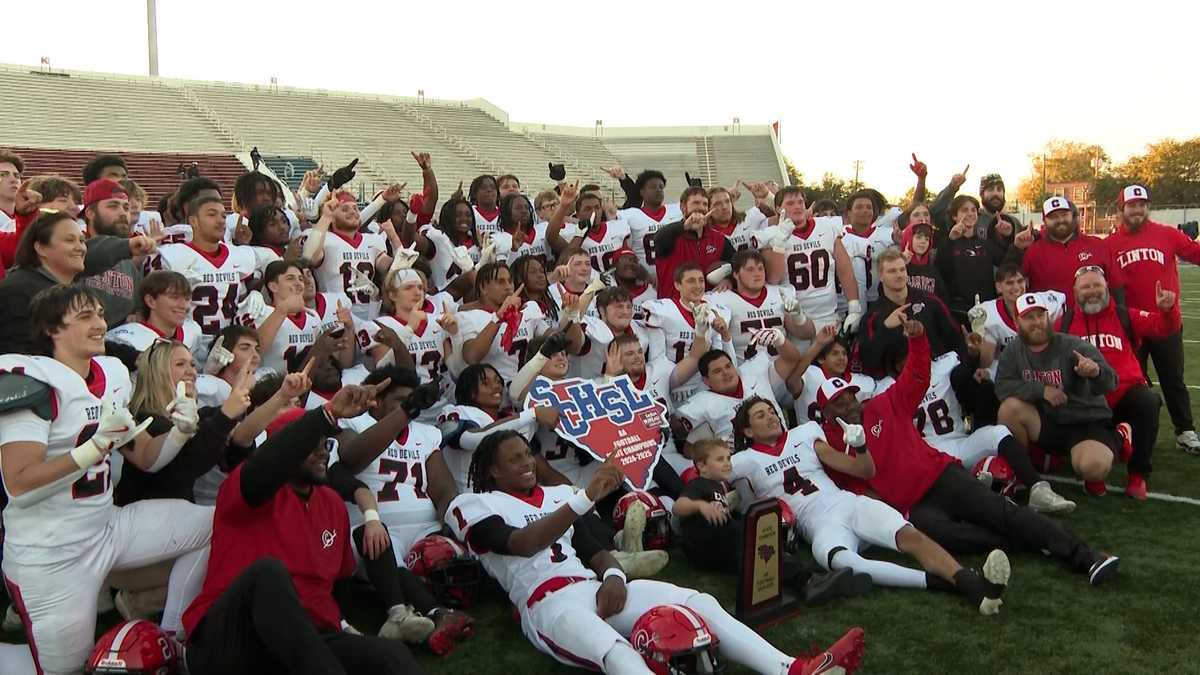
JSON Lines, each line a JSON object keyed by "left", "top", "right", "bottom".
{"left": 612, "top": 246, "right": 637, "bottom": 262}
{"left": 265, "top": 406, "right": 307, "bottom": 437}
{"left": 817, "top": 377, "right": 860, "bottom": 409}
{"left": 82, "top": 179, "right": 129, "bottom": 210}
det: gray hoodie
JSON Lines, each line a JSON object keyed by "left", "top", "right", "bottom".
{"left": 994, "top": 332, "right": 1117, "bottom": 424}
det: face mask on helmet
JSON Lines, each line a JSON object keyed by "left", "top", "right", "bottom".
{"left": 404, "top": 535, "right": 483, "bottom": 608}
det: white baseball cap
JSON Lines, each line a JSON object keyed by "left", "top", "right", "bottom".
{"left": 1015, "top": 294, "right": 1050, "bottom": 317}
{"left": 1119, "top": 185, "right": 1149, "bottom": 206}
{"left": 1042, "top": 196, "right": 1070, "bottom": 216}
{"left": 817, "top": 377, "right": 860, "bottom": 409}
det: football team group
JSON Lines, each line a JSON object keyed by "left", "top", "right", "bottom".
{"left": 0, "top": 147, "right": 1196, "bottom": 674}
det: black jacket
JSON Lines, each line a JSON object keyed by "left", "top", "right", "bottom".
{"left": 935, "top": 235, "right": 1007, "bottom": 315}
{"left": 857, "top": 286, "right": 965, "bottom": 376}
{"left": 115, "top": 407, "right": 239, "bottom": 506}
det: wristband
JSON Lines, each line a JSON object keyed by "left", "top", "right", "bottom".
{"left": 70, "top": 441, "right": 105, "bottom": 470}
{"left": 363, "top": 509, "right": 381, "bottom": 523}
{"left": 603, "top": 567, "right": 627, "bottom": 584}
{"left": 567, "top": 490, "right": 595, "bottom": 516}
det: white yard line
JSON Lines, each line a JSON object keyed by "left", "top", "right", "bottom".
{"left": 1046, "top": 476, "right": 1200, "bottom": 507}
{"left": 1149, "top": 380, "right": 1200, "bottom": 390}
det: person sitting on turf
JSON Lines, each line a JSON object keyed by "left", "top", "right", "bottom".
{"left": 444, "top": 429, "right": 866, "bottom": 675}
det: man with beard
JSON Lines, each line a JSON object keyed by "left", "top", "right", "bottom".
{"left": 80, "top": 178, "right": 148, "bottom": 326}
{"left": 1105, "top": 185, "right": 1200, "bottom": 456}
{"left": 182, "top": 388, "right": 427, "bottom": 675}
{"left": 653, "top": 186, "right": 735, "bottom": 300}
{"left": 1060, "top": 267, "right": 1178, "bottom": 499}
{"left": 1009, "top": 196, "right": 1125, "bottom": 298}
{"left": 930, "top": 170, "right": 1019, "bottom": 243}
{"left": 995, "top": 294, "right": 1120, "bottom": 496}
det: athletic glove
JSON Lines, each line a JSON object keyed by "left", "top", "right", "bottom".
{"left": 327, "top": 158, "right": 359, "bottom": 190}
{"left": 71, "top": 398, "right": 154, "bottom": 469}
{"left": 403, "top": 382, "right": 443, "bottom": 419}
{"left": 203, "top": 336, "right": 235, "bottom": 375}
{"left": 842, "top": 300, "right": 863, "bottom": 334}
{"left": 836, "top": 417, "right": 866, "bottom": 449}
{"left": 165, "top": 381, "right": 199, "bottom": 435}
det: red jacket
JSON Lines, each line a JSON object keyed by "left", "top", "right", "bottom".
{"left": 1058, "top": 298, "right": 1180, "bottom": 406}
{"left": 822, "top": 332, "right": 955, "bottom": 514}
{"left": 1105, "top": 219, "right": 1200, "bottom": 323}
{"left": 1020, "top": 231, "right": 1125, "bottom": 297}
{"left": 653, "top": 223, "right": 734, "bottom": 301}
{"left": 0, "top": 210, "right": 37, "bottom": 278}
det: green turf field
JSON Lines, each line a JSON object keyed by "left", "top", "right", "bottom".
{"left": 6, "top": 268, "right": 1200, "bottom": 674}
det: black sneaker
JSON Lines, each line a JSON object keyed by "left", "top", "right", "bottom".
{"left": 1089, "top": 555, "right": 1120, "bottom": 587}
{"left": 803, "top": 567, "right": 873, "bottom": 606}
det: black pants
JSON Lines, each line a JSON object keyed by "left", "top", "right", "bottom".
{"left": 351, "top": 525, "right": 439, "bottom": 615}
{"left": 683, "top": 518, "right": 744, "bottom": 573}
{"left": 908, "top": 464, "right": 1097, "bottom": 573}
{"left": 187, "top": 558, "right": 423, "bottom": 675}
{"left": 1112, "top": 385, "right": 1161, "bottom": 475}
{"left": 1138, "top": 331, "right": 1192, "bottom": 434}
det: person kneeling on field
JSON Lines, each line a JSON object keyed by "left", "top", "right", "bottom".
{"left": 995, "top": 293, "right": 1121, "bottom": 497}
{"left": 445, "top": 430, "right": 865, "bottom": 675}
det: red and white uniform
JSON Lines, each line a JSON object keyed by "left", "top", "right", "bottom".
{"left": 732, "top": 422, "right": 909, "bottom": 567}
{"left": 338, "top": 420, "right": 443, "bottom": 561}
{"left": 754, "top": 216, "right": 843, "bottom": 325}
{"left": 457, "top": 302, "right": 549, "bottom": 393}
{"left": 307, "top": 229, "right": 387, "bottom": 320}
{"left": 151, "top": 242, "right": 257, "bottom": 353}
{"left": 794, "top": 365, "right": 876, "bottom": 425}
{"left": 910, "top": 352, "right": 1007, "bottom": 468}
{"left": 424, "top": 226, "right": 480, "bottom": 293}
{"left": 438, "top": 405, "right": 519, "bottom": 494}
{"left": 473, "top": 205, "right": 501, "bottom": 237}
{"left": 0, "top": 355, "right": 212, "bottom": 674}
{"left": 548, "top": 281, "right": 600, "bottom": 321}
{"left": 574, "top": 322, "right": 663, "bottom": 381}
{"left": 626, "top": 282, "right": 657, "bottom": 310}
{"left": 137, "top": 222, "right": 191, "bottom": 245}
{"left": 106, "top": 319, "right": 202, "bottom": 356}
{"left": 493, "top": 223, "right": 551, "bottom": 265}
{"left": 620, "top": 203, "right": 682, "bottom": 279}
{"left": 623, "top": 360, "right": 690, "bottom": 477}
{"left": 676, "top": 352, "right": 790, "bottom": 443}
{"left": 709, "top": 217, "right": 765, "bottom": 254}
{"left": 1107, "top": 219, "right": 1200, "bottom": 320}
{"left": 839, "top": 225, "right": 896, "bottom": 309}
{"left": 240, "top": 304, "right": 321, "bottom": 376}
{"left": 973, "top": 291, "right": 1065, "bottom": 378}
{"left": 446, "top": 486, "right": 704, "bottom": 671}
{"left": 705, "top": 285, "right": 796, "bottom": 363}
{"left": 558, "top": 219, "right": 632, "bottom": 275}
{"left": 640, "top": 297, "right": 734, "bottom": 405}
{"left": 247, "top": 244, "right": 284, "bottom": 284}
{"left": 311, "top": 291, "right": 354, "bottom": 335}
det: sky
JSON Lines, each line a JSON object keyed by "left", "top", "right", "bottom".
{"left": 3, "top": 0, "right": 1197, "bottom": 199}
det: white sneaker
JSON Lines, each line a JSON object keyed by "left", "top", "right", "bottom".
{"left": 612, "top": 550, "right": 669, "bottom": 579}
{"left": 2, "top": 605, "right": 22, "bottom": 632}
{"left": 621, "top": 502, "right": 648, "bottom": 553}
{"left": 1176, "top": 431, "right": 1200, "bottom": 456}
{"left": 978, "top": 550, "right": 1011, "bottom": 616}
{"left": 378, "top": 604, "right": 435, "bottom": 643}
{"left": 1028, "top": 481, "right": 1076, "bottom": 515}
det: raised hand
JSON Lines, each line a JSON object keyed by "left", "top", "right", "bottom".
{"left": 381, "top": 183, "right": 407, "bottom": 204}
{"left": 13, "top": 180, "right": 42, "bottom": 215}
{"left": 203, "top": 336, "right": 235, "bottom": 375}
{"left": 605, "top": 164, "right": 625, "bottom": 180}
{"left": 165, "top": 381, "right": 200, "bottom": 435}
{"left": 1072, "top": 350, "right": 1100, "bottom": 378}
{"left": 233, "top": 214, "right": 252, "bottom": 245}
{"left": 909, "top": 153, "right": 927, "bottom": 178}
{"left": 836, "top": 417, "right": 866, "bottom": 448}
{"left": 128, "top": 234, "right": 158, "bottom": 257}
{"left": 1014, "top": 221, "right": 1035, "bottom": 250}
{"left": 499, "top": 284, "right": 525, "bottom": 314}
{"left": 93, "top": 398, "right": 155, "bottom": 453}
{"left": 884, "top": 303, "right": 911, "bottom": 329}
{"left": 327, "top": 158, "right": 359, "bottom": 190}
{"left": 411, "top": 151, "right": 432, "bottom": 171}
{"left": 301, "top": 169, "right": 322, "bottom": 194}
{"left": 1156, "top": 280, "right": 1177, "bottom": 311}
{"left": 559, "top": 179, "right": 580, "bottom": 205}
{"left": 220, "top": 363, "right": 256, "bottom": 419}
{"left": 605, "top": 340, "right": 625, "bottom": 377}
{"left": 950, "top": 164, "right": 970, "bottom": 189}
{"left": 328, "top": 378, "right": 391, "bottom": 418}
{"left": 278, "top": 361, "right": 314, "bottom": 402}
{"left": 436, "top": 301, "right": 458, "bottom": 335}
{"left": 815, "top": 323, "right": 838, "bottom": 345}
{"left": 585, "top": 452, "right": 624, "bottom": 501}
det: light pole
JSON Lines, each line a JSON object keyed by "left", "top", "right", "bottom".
{"left": 146, "top": 0, "right": 159, "bottom": 76}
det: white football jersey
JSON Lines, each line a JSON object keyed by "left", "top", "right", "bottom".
{"left": 457, "top": 303, "right": 549, "bottom": 388}
{"left": 151, "top": 242, "right": 257, "bottom": 347}
{"left": 711, "top": 216, "right": 767, "bottom": 254}
{"left": 705, "top": 285, "right": 795, "bottom": 363}
{"left": 438, "top": 405, "right": 519, "bottom": 493}
{"left": 675, "top": 352, "right": 789, "bottom": 443}
{"left": 839, "top": 225, "right": 895, "bottom": 308}
{"left": 914, "top": 352, "right": 967, "bottom": 442}
{"left": 446, "top": 485, "right": 593, "bottom": 608}
{"left": 641, "top": 297, "right": 734, "bottom": 405}
{"left": 311, "top": 292, "right": 354, "bottom": 335}
{"left": 547, "top": 281, "right": 600, "bottom": 321}
{"left": 362, "top": 313, "right": 450, "bottom": 388}
{"left": 558, "top": 219, "right": 632, "bottom": 275}
{"left": 620, "top": 204, "right": 682, "bottom": 278}
{"left": 248, "top": 245, "right": 283, "bottom": 282}
{"left": 473, "top": 205, "right": 501, "bottom": 237}
{"left": 105, "top": 319, "right": 202, "bottom": 356}
{"left": 135, "top": 221, "right": 190, "bottom": 245}
{"left": 574, "top": 322, "right": 663, "bottom": 380}
{"left": 346, "top": 421, "right": 442, "bottom": 530}
{"left": 308, "top": 230, "right": 387, "bottom": 320}
{"left": 794, "top": 365, "right": 876, "bottom": 425}
{"left": 975, "top": 292, "right": 1066, "bottom": 378}
{"left": 239, "top": 303, "right": 320, "bottom": 376}
{"left": 424, "top": 226, "right": 480, "bottom": 293}
{"left": 753, "top": 216, "right": 843, "bottom": 320}
{"left": 492, "top": 222, "right": 551, "bottom": 265}
{"left": 0, "top": 356, "right": 130, "bottom": 564}
{"left": 731, "top": 422, "right": 847, "bottom": 534}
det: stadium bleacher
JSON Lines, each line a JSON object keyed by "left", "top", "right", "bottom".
{"left": 0, "top": 63, "right": 785, "bottom": 206}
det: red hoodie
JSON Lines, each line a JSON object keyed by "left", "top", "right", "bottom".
{"left": 1020, "top": 230, "right": 1125, "bottom": 297}
{"left": 1105, "top": 219, "right": 1200, "bottom": 323}
{"left": 821, "top": 332, "right": 955, "bottom": 514}
{"left": 1057, "top": 298, "right": 1180, "bottom": 406}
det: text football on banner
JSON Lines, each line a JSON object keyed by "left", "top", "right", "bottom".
{"left": 527, "top": 376, "right": 668, "bottom": 490}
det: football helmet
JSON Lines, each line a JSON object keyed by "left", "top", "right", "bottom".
{"left": 1025, "top": 444, "right": 1064, "bottom": 475}
{"left": 613, "top": 491, "right": 672, "bottom": 551}
{"left": 973, "top": 456, "right": 1017, "bottom": 496}
{"left": 85, "top": 620, "right": 179, "bottom": 675}
{"left": 404, "top": 534, "right": 482, "bottom": 608}
{"left": 631, "top": 604, "right": 724, "bottom": 675}
{"left": 776, "top": 498, "right": 801, "bottom": 553}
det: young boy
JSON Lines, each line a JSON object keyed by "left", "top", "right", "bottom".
{"left": 672, "top": 439, "right": 862, "bottom": 605}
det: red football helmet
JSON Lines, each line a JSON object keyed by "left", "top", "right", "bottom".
{"left": 85, "top": 620, "right": 179, "bottom": 675}
{"left": 631, "top": 604, "right": 724, "bottom": 675}
{"left": 404, "top": 534, "right": 482, "bottom": 608}
{"left": 613, "top": 491, "right": 672, "bottom": 550}
{"left": 776, "top": 498, "right": 801, "bottom": 552}
{"left": 973, "top": 456, "right": 1017, "bottom": 496}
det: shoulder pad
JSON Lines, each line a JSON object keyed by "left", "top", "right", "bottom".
{"left": 0, "top": 373, "right": 54, "bottom": 421}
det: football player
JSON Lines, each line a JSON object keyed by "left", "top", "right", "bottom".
{"left": 792, "top": 325, "right": 876, "bottom": 424}
{"left": 302, "top": 191, "right": 391, "bottom": 321}
{"left": 706, "top": 249, "right": 813, "bottom": 362}
{"left": 106, "top": 270, "right": 202, "bottom": 355}
{"left": 445, "top": 430, "right": 866, "bottom": 675}
{"left": 547, "top": 181, "right": 631, "bottom": 276}
{"left": 619, "top": 170, "right": 682, "bottom": 280}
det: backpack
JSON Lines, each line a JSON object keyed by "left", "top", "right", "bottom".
{"left": 1059, "top": 301, "right": 1134, "bottom": 343}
